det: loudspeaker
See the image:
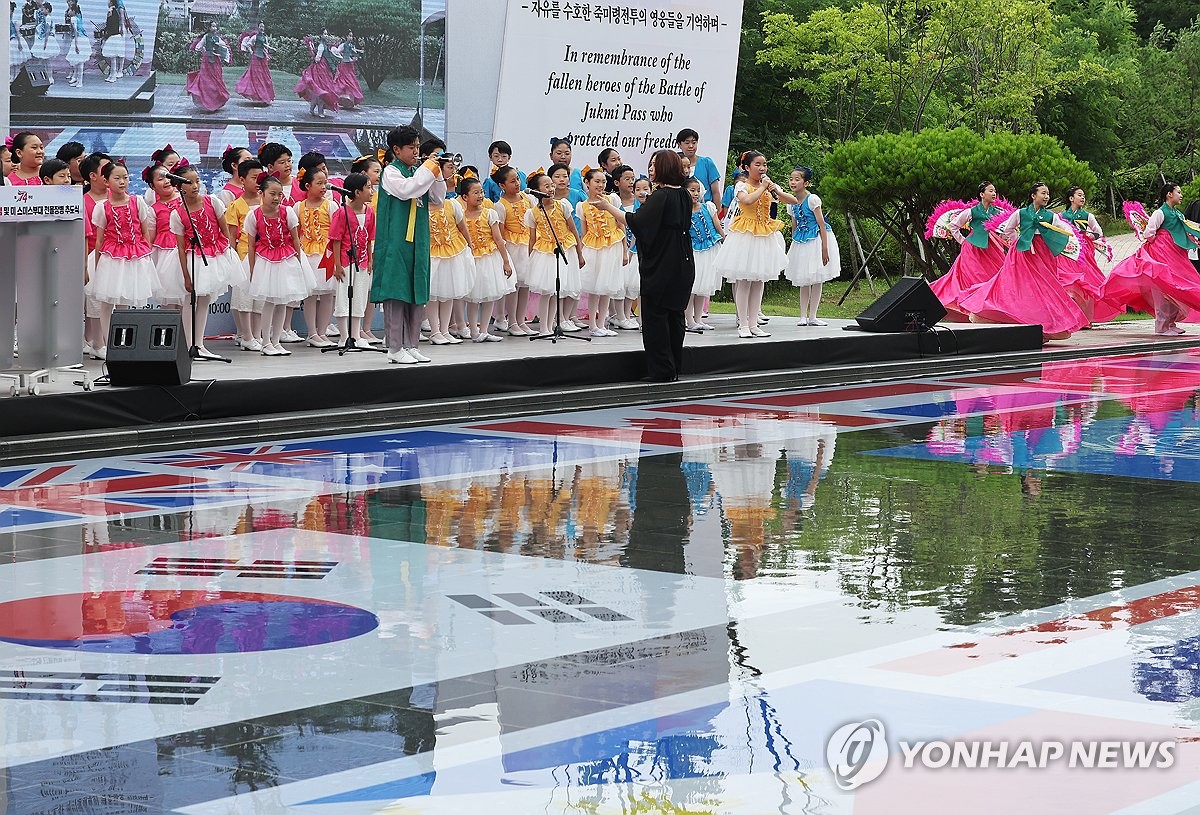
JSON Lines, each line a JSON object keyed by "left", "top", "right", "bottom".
{"left": 106, "top": 309, "right": 192, "bottom": 386}
{"left": 10, "top": 63, "right": 52, "bottom": 96}
{"left": 855, "top": 276, "right": 947, "bottom": 333}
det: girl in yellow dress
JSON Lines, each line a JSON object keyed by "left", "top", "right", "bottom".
{"left": 460, "top": 176, "right": 515, "bottom": 342}
{"left": 713, "top": 151, "right": 795, "bottom": 338}
{"left": 427, "top": 194, "right": 475, "bottom": 345}
{"left": 493, "top": 166, "right": 535, "bottom": 335}
{"left": 293, "top": 167, "right": 338, "bottom": 347}
{"left": 576, "top": 167, "right": 629, "bottom": 337}
{"left": 524, "top": 172, "right": 586, "bottom": 336}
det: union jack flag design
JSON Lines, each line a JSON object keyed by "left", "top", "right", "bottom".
{"left": 139, "top": 445, "right": 334, "bottom": 471}
{"left": 0, "top": 463, "right": 312, "bottom": 532}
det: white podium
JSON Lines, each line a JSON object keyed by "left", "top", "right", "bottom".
{"left": 0, "top": 184, "right": 89, "bottom": 396}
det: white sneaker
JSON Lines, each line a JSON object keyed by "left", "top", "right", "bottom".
{"left": 494, "top": 319, "right": 510, "bottom": 332}
{"left": 408, "top": 348, "right": 432, "bottom": 363}
{"left": 306, "top": 334, "right": 335, "bottom": 348}
{"left": 325, "top": 323, "right": 340, "bottom": 337}
{"left": 281, "top": 329, "right": 304, "bottom": 343}
{"left": 92, "top": 345, "right": 107, "bottom": 360}
{"left": 561, "top": 320, "right": 581, "bottom": 332}
{"left": 809, "top": 318, "right": 828, "bottom": 326}
{"left": 421, "top": 319, "right": 432, "bottom": 332}
{"left": 242, "top": 338, "right": 263, "bottom": 352}
{"left": 457, "top": 328, "right": 473, "bottom": 340}
{"left": 620, "top": 318, "right": 641, "bottom": 330}
{"left": 588, "top": 327, "right": 609, "bottom": 338}
{"left": 388, "top": 348, "right": 417, "bottom": 364}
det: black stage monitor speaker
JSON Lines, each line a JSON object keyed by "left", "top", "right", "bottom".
{"left": 11, "top": 64, "right": 52, "bottom": 96}
{"left": 106, "top": 309, "right": 192, "bottom": 386}
{"left": 855, "top": 276, "right": 947, "bottom": 333}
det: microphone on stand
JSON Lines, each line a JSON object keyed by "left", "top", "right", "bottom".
{"left": 164, "top": 172, "right": 193, "bottom": 186}
{"left": 328, "top": 183, "right": 351, "bottom": 197}
{"left": 527, "top": 189, "right": 554, "bottom": 200}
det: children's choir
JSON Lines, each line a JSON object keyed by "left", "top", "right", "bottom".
{"left": 20, "top": 123, "right": 1197, "bottom": 374}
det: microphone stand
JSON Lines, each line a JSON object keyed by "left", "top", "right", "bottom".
{"left": 530, "top": 193, "right": 589, "bottom": 345}
{"left": 181, "top": 191, "right": 231, "bottom": 363}
{"left": 323, "top": 187, "right": 385, "bottom": 355}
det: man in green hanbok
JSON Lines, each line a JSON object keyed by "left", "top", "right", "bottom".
{"left": 370, "top": 125, "right": 451, "bottom": 365}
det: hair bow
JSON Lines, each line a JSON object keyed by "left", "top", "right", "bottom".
{"left": 530, "top": 166, "right": 545, "bottom": 176}
{"left": 3, "top": 136, "right": 12, "bottom": 151}
{"left": 549, "top": 136, "right": 572, "bottom": 148}
{"left": 176, "top": 156, "right": 191, "bottom": 169}
{"left": 355, "top": 154, "right": 374, "bottom": 164}
{"left": 296, "top": 166, "right": 307, "bottom": 181}
{"left": 462, "top": 168, "right": 477, "bottom": 180}
{"left": 488, "top": 164, "right": 499, "bottom": 176}
{"left": 376, "top": 147, "right": 389, "bottom": 164}
{"left": 163, "top": 143, "right": 174, "bottom": 152}
{"left": 257, "top": 143, "right": 268, "bottom": 157}
{"left": 581, "top": 164, "right": 594, "bottom": 177}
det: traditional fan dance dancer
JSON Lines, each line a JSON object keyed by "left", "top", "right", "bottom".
{"left": 927, "top": 183, "right": 1009, "bottom": 319}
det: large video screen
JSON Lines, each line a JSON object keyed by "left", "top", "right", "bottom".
{"left": 10, "top": 0, "right": 446, "bottom": 194}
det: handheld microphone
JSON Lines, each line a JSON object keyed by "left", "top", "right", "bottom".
{"left": 328, "top": 183, "right": 350, "bottom": 197}
{"left": 527, "top": 189, "right": 553, "bottom": 200}
{"left": 165, "top": 172, "right": 192, "bottom": 186}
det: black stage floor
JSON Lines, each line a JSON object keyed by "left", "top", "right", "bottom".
{"left": 1, "top": 317, "right": 1043, "bottom": 440}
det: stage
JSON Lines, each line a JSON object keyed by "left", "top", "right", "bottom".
{"left": 2, "top": 316, "right": 1198, "bottom": 463}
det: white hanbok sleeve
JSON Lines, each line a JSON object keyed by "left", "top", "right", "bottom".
{"left": 380, "top": 161, "right": 446, "bottom": 207}
{"left": 1142, "top": 208, "right": 1165, "bottom": 241}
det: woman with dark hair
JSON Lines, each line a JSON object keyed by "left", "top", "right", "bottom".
{"left": 592, "top": 149, "right": 695, "bottom": 382}
{"left": 1102, "top": 182, "right": 1200, "bottom": 335}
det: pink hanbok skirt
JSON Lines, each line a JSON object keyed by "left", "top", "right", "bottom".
{"left": 186, "top": 57, "right": 229, "bottom": 112}
{"left": 295, "top": 59, "right": 338, "bottom": 110}
{"left": 235, "top": 55, "right": 274, "bottom": 103}
{"left": 333, "top": 61, "right": 363, "bottom": 107}
{"left": 1102, "top": 233, "right": 1200, "bottom": 318}
{"left": 931, "top": 239, "right": 1005, "bottom": 318}
{"left": 957, "top": 236, "right": 1089, "bottom": 335}
{"left": 1056, "top": 234, "right": 1122, "bottom": 323}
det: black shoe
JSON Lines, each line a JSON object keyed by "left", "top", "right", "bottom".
{"left": 639, "top": 373, "right": 679, "bottom": 383}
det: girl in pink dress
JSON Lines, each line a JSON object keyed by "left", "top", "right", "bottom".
{"left": 145, "top": 164, "right": 188, "bottom": 307}
{"left": 294, "top": 31, "right": 339, "bottom": 118}
{"left": 1056, "top": 186, "right": 1122, "bottom": 325}
{"left": 216, "top": 146, "right": 250, "bottom": 205}
{"left": 957, "top": 181, "right": 1089, "bottom": 341}
{"left": 186, "top": 22, "right": 231, "bottom": 112}
{"left": 235, "top": 22, "right": 274, "bottom": 104}
{"left": 333, "top": 30, "right": 364, "bottom": 109}
{"left": 89, "top": 161, "right": 155, "bottom": 358}
{"left": 82, "top": 153, "right": 111, "bottom": 357}
{"left": 245, "top": 174, "right": 311, "bottom": 356}
{"left": 1101, "top": 182, "right": 1200, "bottom": 335}
{"left": 7, "top": 132, "right": 44, "bottom": 185}
{"left": 928, "top": 183, "right": 1007, "bottom": 318}
{"left": 169, "top": 165, "right": 247, "bottom": 355}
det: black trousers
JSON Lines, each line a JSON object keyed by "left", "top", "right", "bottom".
{"left": 640, "top": 296, "right": 685, "bottom": 380}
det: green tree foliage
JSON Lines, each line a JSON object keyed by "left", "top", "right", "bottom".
{"left": 822, "top": 128, "right": 1096, "bottom": 275}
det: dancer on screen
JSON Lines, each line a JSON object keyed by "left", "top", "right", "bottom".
{"left": 89, "top": 161, "right": 156, "bottom": 358}
{"left": 10, "top": 3, "right": 30, "bottom": 73}
{"left": 236, "top": 22, "right": 275, "bottom": 105}
{"left": 64, "top": 0, "right": 90, "bottom": 87}
{"left": 187, "top": 22, "right": 231, "bottom": 113}
{"left": 99, "top": 0, "right": 127, "bottom": 80}
{"left": 29, "top": 1, "right": 56, "bottom": 79}
{"left": 333, "top": 30, "right": 363, "bottom": 109}
{"left": 295, "top": 30, "right": 339, "bottom": 119}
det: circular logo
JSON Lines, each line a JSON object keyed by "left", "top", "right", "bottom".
{"left": 826, "top": 719, "right": 889, "bottom": 791}
{"left": 0, "top": 591, "right": 379, "bottom": 654}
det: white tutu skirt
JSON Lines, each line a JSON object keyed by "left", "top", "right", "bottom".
{"left": 785, "top": 233, "right": 841, "bottom": 286}
{"left": 155, "top": 246, "right": 244, "bottom": 302}
{"left": 231, "top": 282, "right": 264, "bottom": 313}
{"left": 30, "top": 37, "right": 59, "bottom": 59}
{"left": 506, "top": 241, "right": 530, "bottom": 286}
{"left": 466, "top": 251, "right": 516, "bottom": 303}
{"left": 429, "top": 247, "right": 475, "bottom": 301}
{"left": 65, "top": 35, "right": 91, "bottom": 65}
{"left": 101, "top": 33, "right": 124, "bottom": 57}
{"left": 581, "top": 242, "right": 626, "bottom": 297}
{"left": 247, "top": 253, "right": 315, "bottom": 305}
{"left": 10, "top": 37, "right": 30, "bottom": 64}
{"left": 715, "top": 230, "right": 787, "bottom": 283}
{"left": 527, "top": 248, "right": 581, "bottom": 299}
{"left": 691, "top": 246, "right": 723, "bottom": 296}
{"left": 306, "top": 252, "right": 337, "bottom": 295}
{"left": 623, "top": 252, "right": 640, "bottom": 299}
{"left": 334, "top": 269, "right": 372, "bottom": 318}
{"left": 90, "top": 253, "right": 155, "bottom": 307}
